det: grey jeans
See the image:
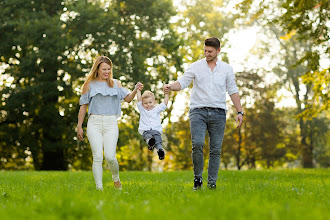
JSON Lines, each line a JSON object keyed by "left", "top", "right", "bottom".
{"left": 189, "top": 107, "right": 226, "bottom": 184}
{"left": 142, "top": 130, "right": 163, "bottom": 150}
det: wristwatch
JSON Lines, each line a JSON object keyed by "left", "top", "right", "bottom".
{"left": 237, "top": 111, "right": 244, "bottom": 115}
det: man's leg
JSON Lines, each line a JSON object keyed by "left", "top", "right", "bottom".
{"left": 207, "top": 108, "right": 226, "bottom": 187}
{"left": 189, "top": 108, "right": 207, "bottom": 180}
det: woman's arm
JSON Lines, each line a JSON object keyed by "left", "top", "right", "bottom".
{"left": 77, "top": 83, "right": 90, "bottom": 141}
{"left": 77, "top": 104, "right": 88, "bottom": 140}
{"left": 117, "top": 81, "right": 143, "bottom": 103}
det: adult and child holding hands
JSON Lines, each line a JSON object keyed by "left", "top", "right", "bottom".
{"left": 77, "top": 37, "right": 243, "bottom": 191}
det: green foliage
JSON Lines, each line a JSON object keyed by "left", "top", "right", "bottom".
{"left": 299, "top": 67, "right": 330, "bottom": 119}
{"left": 0, "top": 0, "right": 181, "bottom": 170}
{"left": 235, "top": 0, "right": 330, "bottom": 117}
{"left": 175, "top": 0, "right": 235, "bottom": 62}
{"left": 234, "top": 0, "right": 330, "bottom": 168}
{"left": 164, "top": 107, "right": 192, "bottom": 171}
{"left": 0, "top": 170, "right": 329, "bottom": 219}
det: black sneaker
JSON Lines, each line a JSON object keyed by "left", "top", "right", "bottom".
{"left": 207, "top": 183, "right": 216, "bottom": 190}
{"left": 193, "top": 177, "right": 203, "bottom": 191}
{"left": 148, "top": 138, "right": 155, "bottom": 150}
{"left": 157, "top": 148, "right": 165, "bottom": 160}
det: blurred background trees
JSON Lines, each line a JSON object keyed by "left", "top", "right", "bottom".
{"left": 0, "top": 0, "right": 329, "bottom": 170}
{"left": 0, "top": 0, "right": 182, "bottom": 170}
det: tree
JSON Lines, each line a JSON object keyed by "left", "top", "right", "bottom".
{"left": 0, "top": 0, "right": 181, "bottom": 170}
{"left": 235, "top": 0, "right": 330, "bottom": 168}
{"left": 279, "top": 0, "right": 330, "bottom": 118}
{"left": 164, "top": 107, "right": 192, "bottom": 171}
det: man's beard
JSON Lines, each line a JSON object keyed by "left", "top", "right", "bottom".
{"left": 206, "top": 55, "right": 216, "bottom": 62}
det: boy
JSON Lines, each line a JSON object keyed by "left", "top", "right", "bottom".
{"left": 137, "top": 87, "right": 169, "bottom": 160}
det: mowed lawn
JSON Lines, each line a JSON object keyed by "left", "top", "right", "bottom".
{"left": 0, "top": 169, "right": 329, "bottom": 220}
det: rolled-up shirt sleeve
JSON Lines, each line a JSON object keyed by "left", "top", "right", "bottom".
{"left": 79, "top": 93, "right": 90, "bottom": 105}
{"left": 177, "top": 64, "right": 195, "bottom": 90}
{"left": 226, "top": 67, "right": 239, "bottom": 95}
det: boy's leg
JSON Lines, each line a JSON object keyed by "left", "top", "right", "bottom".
{"left": 152, "top": 131, "right": 165, "bottom": 160}
{"left": 142, "top": 131, "right": 156, "bottom": 150}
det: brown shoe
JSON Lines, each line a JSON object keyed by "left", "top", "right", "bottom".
{"left": 114, "top": 180, "right": 122, "bottom": 190}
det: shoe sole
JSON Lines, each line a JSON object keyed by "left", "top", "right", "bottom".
{"left": 157, "top": 149, "right": 165, "bottom": 160}
{"left": 148, "top": 138, "right": 155, "bottom": 150}
{"left": 193, "top": 186, "right": 202, "bottom": 191}
{"left": 207, "top": 184, "right": 216, "bottom": 190}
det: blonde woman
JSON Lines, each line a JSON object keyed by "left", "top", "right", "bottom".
{"left": 77, "top": 56, "right": 143, "bottom": 191}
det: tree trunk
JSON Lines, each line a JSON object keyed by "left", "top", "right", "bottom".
{"left": 147, "top": 150, "right": 153, "bottom": 171}
{"left": 41, "top": 149, "right": 68, "bottom": 170}
{"left": 236, "top": 128, "right": 242, "bottom": 170}
{"left": 300, "top": 119, "right": 314, "bottom": 168}
{"left": 39, "top": 66, "right": 68, "bottom": 170}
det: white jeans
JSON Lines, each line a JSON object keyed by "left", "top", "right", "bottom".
{"left": 87, "top": 114, "right": 120, "bottom": 188}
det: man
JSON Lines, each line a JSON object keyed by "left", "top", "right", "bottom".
{"left": 164, "top": 37, "right": 243, "bottom": 190}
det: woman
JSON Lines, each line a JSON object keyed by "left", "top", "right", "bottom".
{"left": 77, "top": 56, "right": 142, "bottom": 190}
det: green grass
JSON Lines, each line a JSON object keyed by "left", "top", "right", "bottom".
{"left": 0, "top": 169, "right": 329, "bottom": 220}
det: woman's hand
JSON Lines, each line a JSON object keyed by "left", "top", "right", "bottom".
{"left": 77, "top": 126, "right": 84, "bottom": 141}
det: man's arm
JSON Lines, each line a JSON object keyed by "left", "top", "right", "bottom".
{"left": 164, "top": 64, "right": 195, "bottom": 92}
{"left": 169, "top": 81, "right": 181, "bottom": 91}
{"left": 230, "top": 92, "right": 243, "bottom": 128}
{"left": 164, "top": 81, "right": 181, "bottom": 93}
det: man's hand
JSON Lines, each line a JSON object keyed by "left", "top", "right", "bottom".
{"left": 236, "top": 114, "right": 243, "bottom": 128}
{"left": 163, "top": 84, "right": 170, "bottom": 93}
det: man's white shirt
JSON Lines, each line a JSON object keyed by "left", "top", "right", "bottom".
{"left": 177, "top": 58, "right": 239, "bottom": 110}
{"left": 137, "top": 102, "right": 167, "bottom": 135}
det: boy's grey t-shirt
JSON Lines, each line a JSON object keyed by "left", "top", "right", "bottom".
{"left": 79, "top": 79, "right": 129, "bottom": 118}
{"left": 137, "top": 101, "right": 167, "bottom": 135}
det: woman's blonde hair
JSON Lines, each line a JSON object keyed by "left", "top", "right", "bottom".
{"left": 82, "top": 56, "right": 114, "bottom": 89}
{"left": 141, "top": 91, "right": 155, "bottom": 100}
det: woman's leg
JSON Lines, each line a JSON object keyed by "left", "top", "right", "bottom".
{"left": 87, "top": 115, "right": 104, "bottom": 189}
{"left": 103, "top": 116, "right": 120, "bottom": 183}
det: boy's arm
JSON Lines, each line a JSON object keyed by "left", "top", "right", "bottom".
{"left": 163, "top": 93, "right": 169, "bottom": 106}
{"left": 137, "top": 88, "right": 142, "bottom": 102}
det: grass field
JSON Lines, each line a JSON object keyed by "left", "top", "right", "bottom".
{"left": 0, "top": 169, "right": 329, "bottom": 220}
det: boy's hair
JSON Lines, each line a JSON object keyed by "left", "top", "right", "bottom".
{"left": 141, "top": 91, "right": 155, "bottom": 100}
{"left": 205, "top": 37, "right": 220, "bottom": 50}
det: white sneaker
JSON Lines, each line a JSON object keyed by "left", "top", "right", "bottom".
{"left": 96, "top": 185, "right": 104, "bottom": 191}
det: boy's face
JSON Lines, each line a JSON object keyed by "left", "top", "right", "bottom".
{"left": 142, "top": 97, "right": 156, "bottom": 110}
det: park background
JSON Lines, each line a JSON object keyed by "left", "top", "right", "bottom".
{"left": 0, "top": 0, "right": 329, "bottom": 172}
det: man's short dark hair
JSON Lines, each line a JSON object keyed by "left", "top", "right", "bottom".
{"left": 205, "top": 37, "right": 220, "bottom": 50}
